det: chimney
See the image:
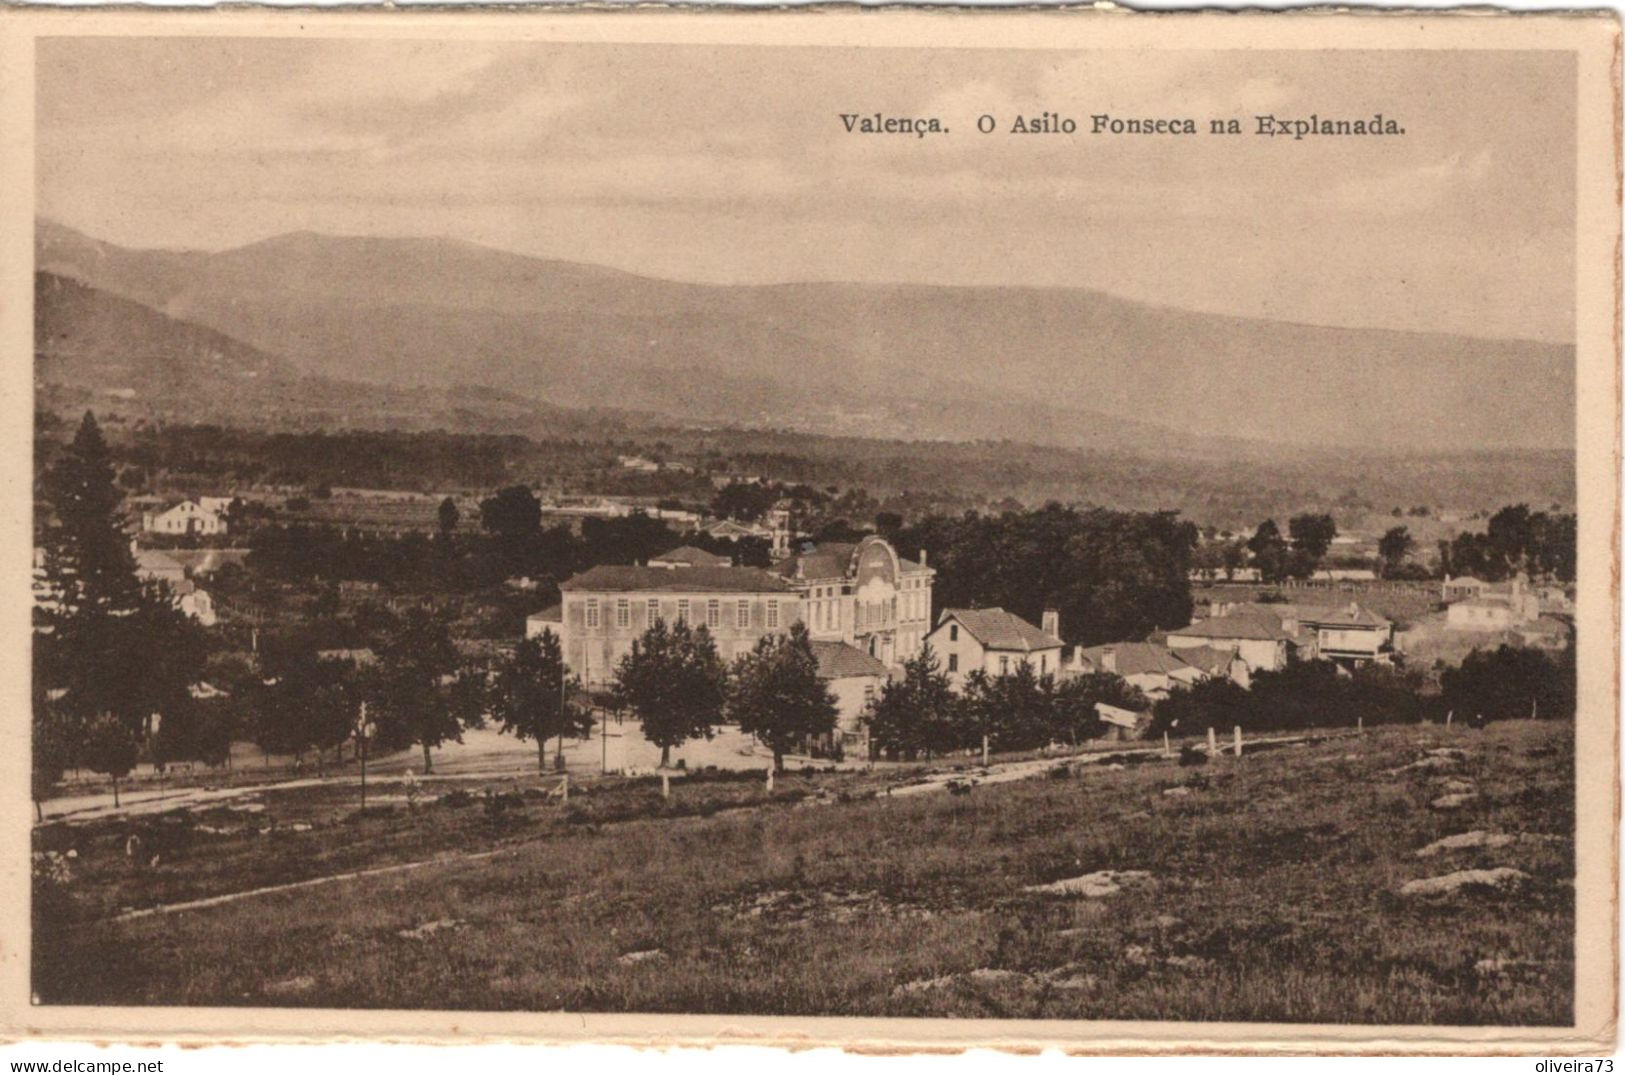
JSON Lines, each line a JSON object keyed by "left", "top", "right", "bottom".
{"left": 1101, "top": 646, "right": 1116, "bottom": 674}
{"left": 919, "top": 549, "right": 928, "bottom": 567}
{"left": 1042, "top": 608, "right": 1059, "bottom": 639}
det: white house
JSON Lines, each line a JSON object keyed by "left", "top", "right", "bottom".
{"left": 142, "top": 499, "right": 227, "bottom": 537}
{"left": 1069, "top": 641, "right": 1206, "bottom": 699}
{"left": 171, "top": 581, "right": 217, "bottom": 626}
{"left": 1446, "top": 576, "right": 1541, "bottom": 631}
{"left": 926, "top": 607, "right": 1064, "bottom": 689}
{"left": 810, "top": 640, "right": 889, "bottom": 759}
{"left": 1166, "top": 611, "right": 1294, "bottom": 677}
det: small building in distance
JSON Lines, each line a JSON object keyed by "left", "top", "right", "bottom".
{"left": 1069, "top": 641, "right": 1206, "bottom": 700}
{"left": 134, "top": 547, "right": 187, "bottom": 585}
{"left": 1441, "top": 575, "right": 1489, "bottom": 603}
{"left": 142, "top": 499, "right": 228, "bottom": 537}
{"left": 171, "top": 580, "right": 217, "bottom": 627}
{"left": 1166, "top": 611, "right": 1294, "bottom": 683}
{"left": 809, "top": 640, "right": 889, "bottom": 759}
{"left": 1293, "top": 602, "right": 1395, "bottom": 667}
{"left": 1445, "top": 576, "right": 1542, "bottom": 631}
{"left": 927, "top": 607, "right": 1064, "bottom": 689}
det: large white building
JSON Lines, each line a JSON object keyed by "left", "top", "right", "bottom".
{"left": 537, "top": 535, "right": 934, "bottom": 689}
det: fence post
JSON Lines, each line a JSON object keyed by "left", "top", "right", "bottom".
{"left": 1163, "top": 731, "right": 1171, "bottom": 758}
{"left": 1357, "top": 716, "right": 1364, "bottom": 737}
{"left": 765, "top": 766, "right": 774, "bottom": 793}
{"left": 660, "top": 772, "right": 670, "bottom": 800}
{"left": 982, "top": 734, "right": 989, "bottom": 769}
{"left": 560, "top": 773, "right": 569, "bottom": 804}
{"left": 1207, "top": 726, "right": 1218, "bottom": 756}
{"left": 1233, "top": 725, "right": 1242, "bottom": 758}
{"left": 1446, "top": 709, "right": 1453, "bottom": 728}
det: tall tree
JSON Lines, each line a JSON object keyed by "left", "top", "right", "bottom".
{"left": 80, "top": 713, "right": 138, "bottom": 808}
{"left": 1378, "top": 526, "right": 1415, "bottom": 576}
{"left": 489, "top": 632, "right": 591, "bottom": 772}
{"left": 729, "top": 622, "right": 838, "bottom": 771}
{"left": 613, "top": 619, "right": 728, "bottom": 768}
{"left": 867, "top": 644, "right": 962, "bottom": 760}
{"left": 479, "top": 485, "right": 541, "bottom": 542}
{"left": 1288, "top": 513, "right": 1338, "bottom": 563}
{"left": 371, "top": 607, "right": 482, "bottom": 774}
{"left": 39, "top": 412, "right": 142, "bottom": 618}
{"left": 437, "top": 496, "right": 460, "bottom": 540}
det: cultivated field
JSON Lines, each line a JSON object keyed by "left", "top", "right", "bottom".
{"left": 34, "top": 721, "right": 1573, "bottom": 1024}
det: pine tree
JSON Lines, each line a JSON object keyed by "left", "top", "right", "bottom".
{"left": 41, "top": 413, "right": 142, "bottom": 620}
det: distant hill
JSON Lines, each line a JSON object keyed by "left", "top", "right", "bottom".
{"left": 36, "top": 220, "right": 1575, "bottom": 452}
{"left": 33, "top": 270, "right": 620, "bottom": 437}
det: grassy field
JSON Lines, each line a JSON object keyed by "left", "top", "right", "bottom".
{"left": 34, "top": 721, "right": 1573, "bottom": 1024}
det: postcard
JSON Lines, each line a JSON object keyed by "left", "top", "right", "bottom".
{"left": 0, "top": 6, "right": 1616, "bottom": 1054}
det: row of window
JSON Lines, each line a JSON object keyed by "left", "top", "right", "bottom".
{"left": 943, "top": 652, "right": 1049, "bottom": 676}
{"left": 580, "top": 596, "right": 782, "bottom": 631}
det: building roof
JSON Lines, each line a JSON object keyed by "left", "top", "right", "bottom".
{"left": 1444, "top": 576, "right": 1488, "bottom": 588}
{"left": 1075, "top": 641, "right": 1192, "bottom": 677}
{"left": 648, "top": 545, "right": 732, "bottom": 568}
{"left": 560, "top": 564, "right": 794, "bottom": 594}
{"left": 164, "top": 548, "right": 252, "bottom": 575}
{"left": 527, "top": 603, "right": 562, "bottom": 624}
{"left": 937, "top": 607, "right": 1063, "bottom": 652}
{"left": 1295, "top": 603, "right": 1391, "bottom": 630}
{"left": 134, "top": 548, "right": 185, "bottom": 573}
{"left": 810, "top": 641, "right": 889, "bottom": 680}
{"left": 773, "top": 539, "right": 931, "bottom": 581}
{"left": 1170, "top": 611, "right": 1293, "bottom": 643}
{"left": 1172, "top": 644, "right": 1236, "bottom": 675}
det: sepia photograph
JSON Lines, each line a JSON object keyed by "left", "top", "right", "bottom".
{"left": 3, "top": 8, "right": 1617, "bottom": 1053}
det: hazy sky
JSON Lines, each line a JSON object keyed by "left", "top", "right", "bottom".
{"left": 37, "top": 38, "right": 1576, "bottom": 342}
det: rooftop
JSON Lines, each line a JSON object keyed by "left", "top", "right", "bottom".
{"left": 810, "top": 641, "right": 889, "bottom": 680}
{"left": 648, "top": 545, "right": 732, "bottom": 568}
{"left": 938, "top": 607, "right": 1063, "bottom": 653}
{"left": 560, "top": 564, "right": 794, "bottom": 594}
{"left": 1075, "top": 641, "right": 1193, "bottom": 677}
{"left": 1170, "top": 612, "right": 1293, "bottom": 643}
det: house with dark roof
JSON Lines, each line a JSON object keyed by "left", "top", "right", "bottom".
{"left": 926, "top": 607, "right": 1064, "bottom": 689}
{"left": 1069, "top": 641, "right": 1206, "bottom": 699}
{"left": 809, "top": 641, "right": 890, "bottom": 759}
{"left": 1166, "top": 610, "right": 1294, "bottom": 683}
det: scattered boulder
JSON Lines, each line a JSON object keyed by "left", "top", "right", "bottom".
{"left": 1430, "top": 792, "right": 1478, "bottom": 811}
{"left": 1432, "top": 778, "right": 1477, "bottom": 795}
{"left": 265, "top": 975, "right": 317, "bottom": 997}
{"left": 616, "top": 949, "right": 667, "bottom": 966}
{"left": 1399, "top": 867, "right": 1530, "bottom": 898}
{"left": 1415, "top": 831, "right": 1514, "bottom": 857}
{"left": 1162, "top": 786, "right": 1193, "bottom": 798}
{"left": 1024, "top": 870, "right": 1151, "bottom": 899}
{"left": 397, "top": 918, "right": 462, "bottom": 940}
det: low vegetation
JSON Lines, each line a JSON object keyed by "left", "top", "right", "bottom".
{"left": 35, "top": 720, "right": 1573, "bottom": 1024}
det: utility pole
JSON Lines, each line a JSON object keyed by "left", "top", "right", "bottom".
{"left": 357, "top": 700, "right": 369, "bottom": 812}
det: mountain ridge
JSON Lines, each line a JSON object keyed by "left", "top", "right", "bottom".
{"left": 36, "top": 219, "right": 1575, "bottom": 453}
